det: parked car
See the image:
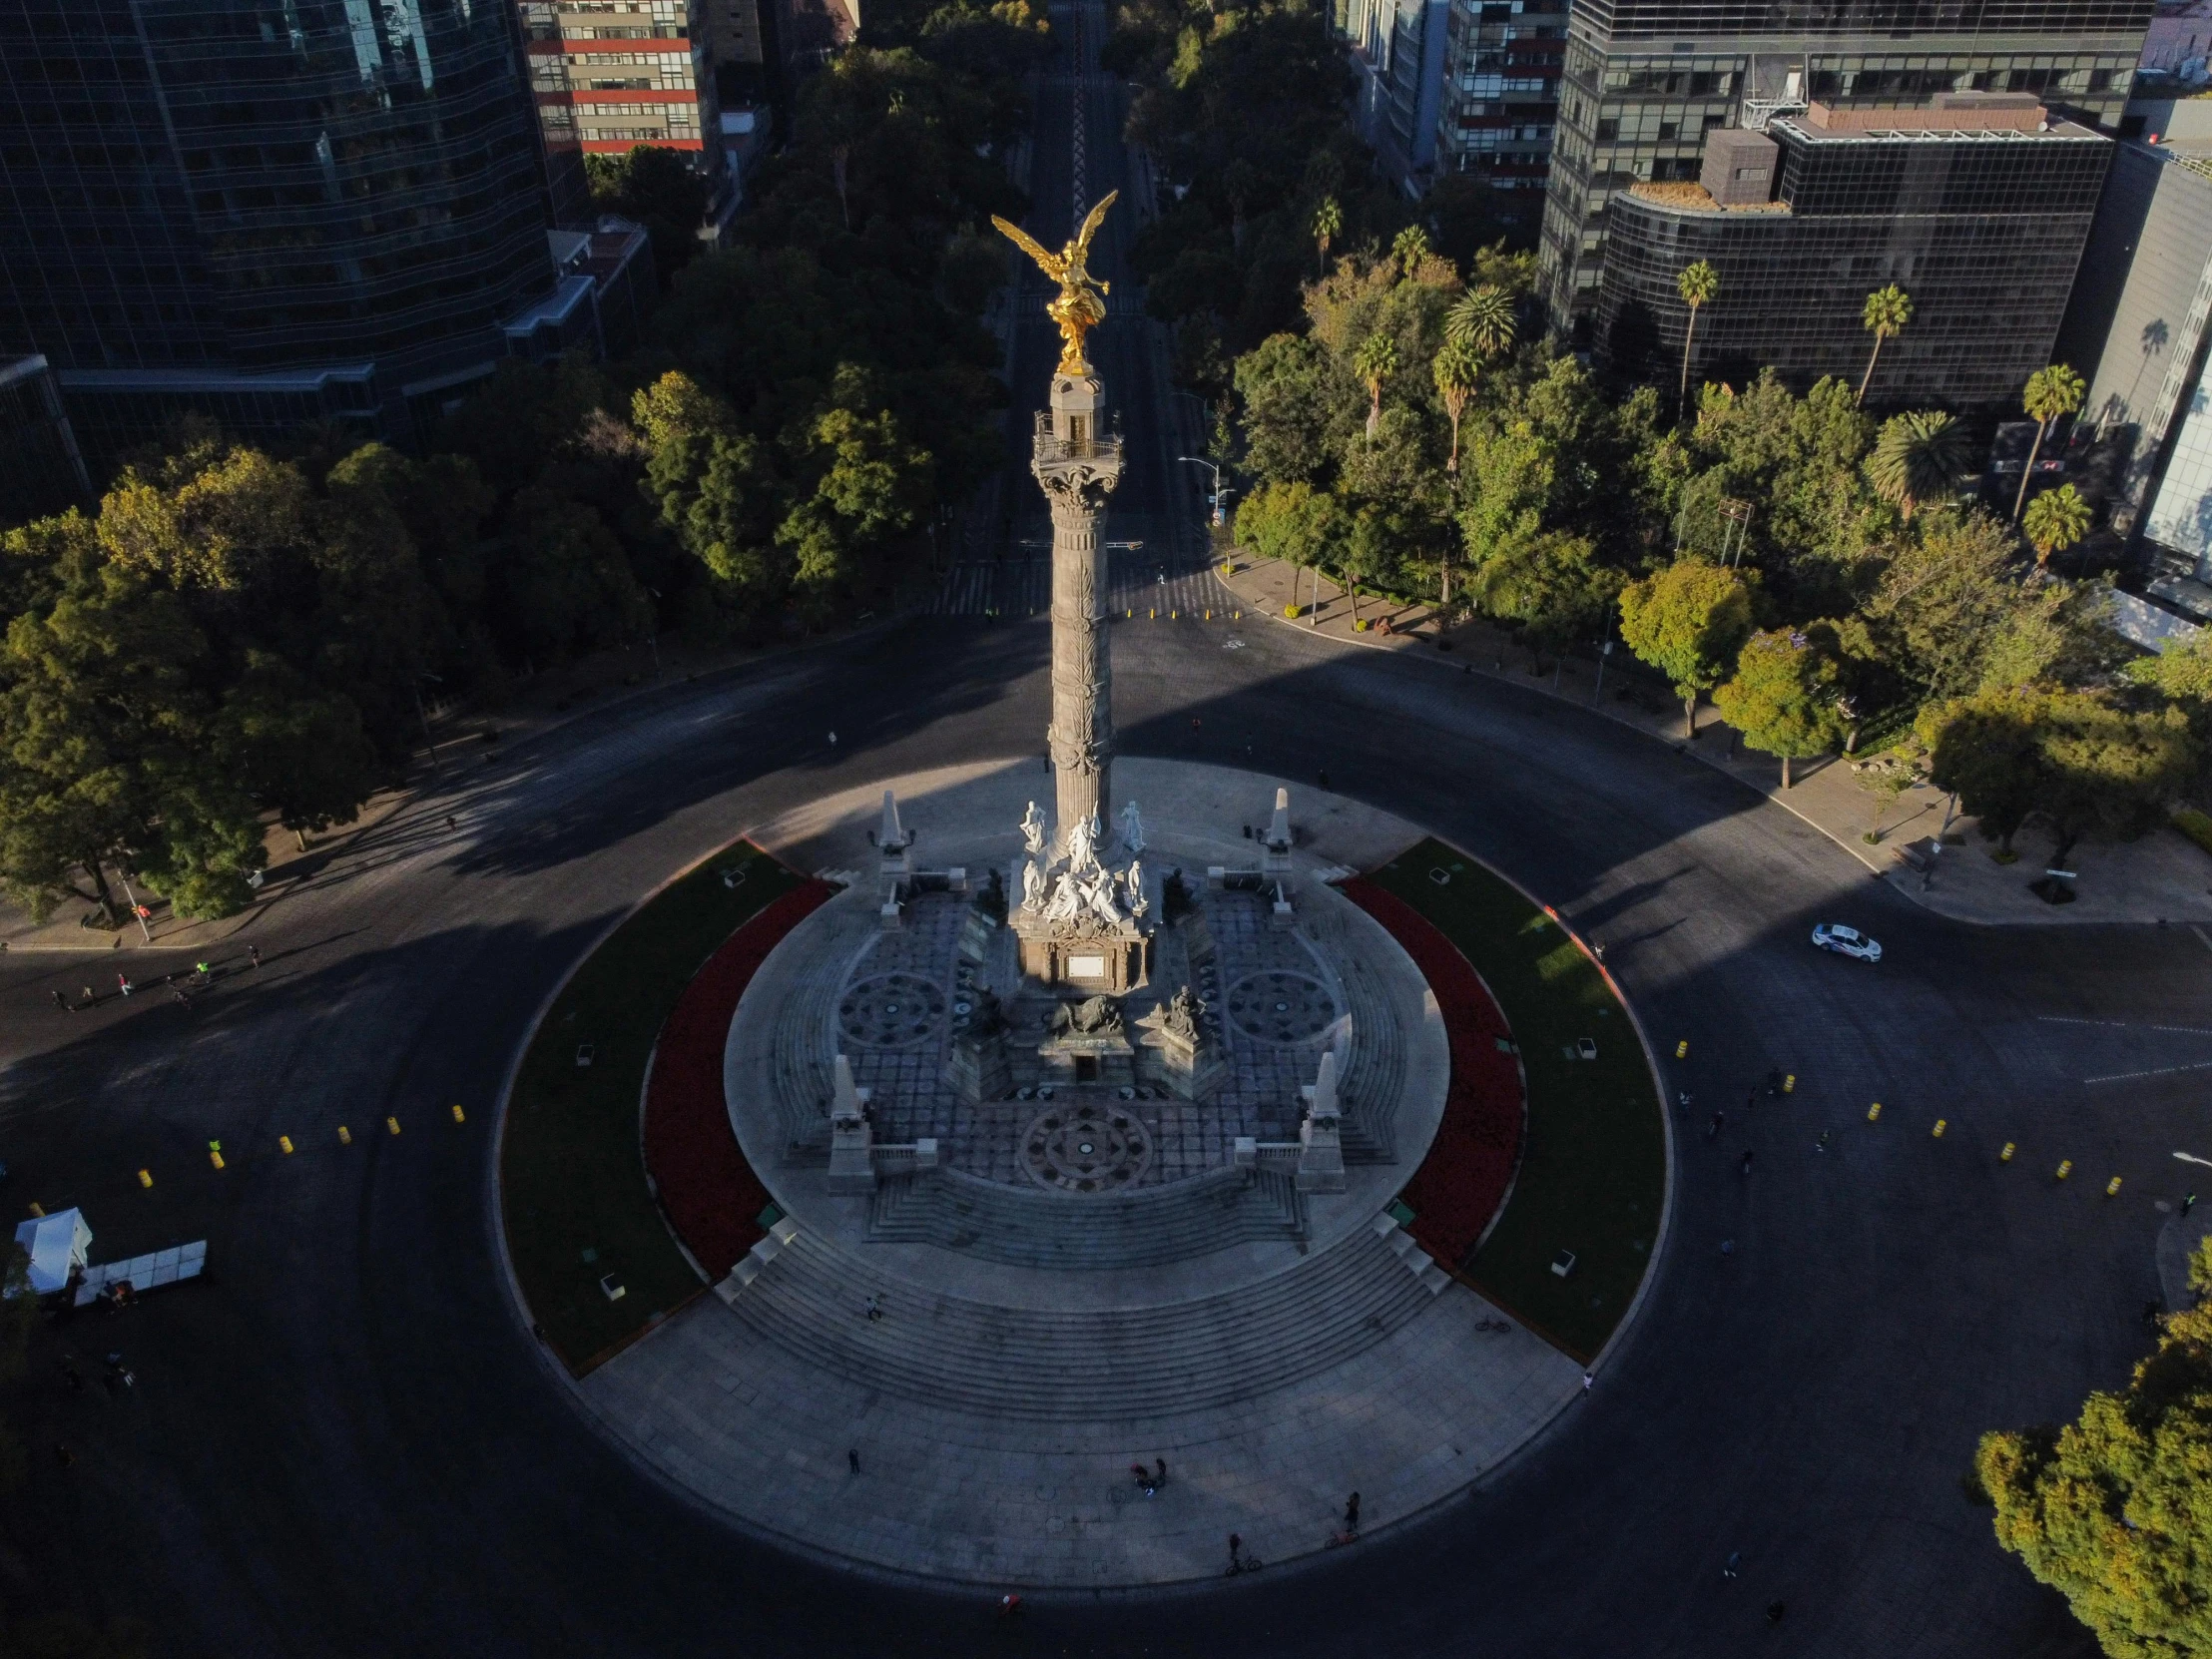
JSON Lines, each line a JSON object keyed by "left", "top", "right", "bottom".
{"left": 1811, "top": 922, "right": 1882, "bottom": 962}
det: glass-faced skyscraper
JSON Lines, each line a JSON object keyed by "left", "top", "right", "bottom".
{"left": 0, "top": 0, "right": 558, "bottom": 460}
{"left": 1536, "top": 0, "right": 2152, "bottom": 332}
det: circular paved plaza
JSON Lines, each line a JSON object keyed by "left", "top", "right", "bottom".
{"left": 546, "top": 761, "right": 1637, "bottom": 1585}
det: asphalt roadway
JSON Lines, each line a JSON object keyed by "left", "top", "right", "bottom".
{"left": 0, "top": 19, "right": 2203, "bottom": 1658}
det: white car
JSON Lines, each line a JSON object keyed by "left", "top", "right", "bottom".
{"left": 1812, "top": 922, "right": 1882, "bottom": 963}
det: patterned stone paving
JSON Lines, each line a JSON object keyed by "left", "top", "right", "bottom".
{"left": 835, "top": 886, "right": 1353, "bottom": 1190}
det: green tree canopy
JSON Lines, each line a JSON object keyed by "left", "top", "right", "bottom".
{"left": 1617, "top": 556, "right": 1756, "bottom": 735}
{"left": 1712, "top": 628, "right": 1847, "bottom": 787}
{"left": 1979, "top": 1235, "right": 2212, "bottom": 1659}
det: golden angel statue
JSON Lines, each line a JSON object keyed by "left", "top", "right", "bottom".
{"left": 991, "top": 191, "right": 1118, "bottom": 375}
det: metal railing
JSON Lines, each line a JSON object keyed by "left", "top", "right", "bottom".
{"left": 1032, "top": 411, "right": 1124, "bottom": 465}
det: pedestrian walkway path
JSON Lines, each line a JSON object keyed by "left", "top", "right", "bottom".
{"left": 1217, "top": 555, "right": 2212, "bottom": 928}
{"left": 582, "top": 1220, "right": 1580, "bottom": 1587}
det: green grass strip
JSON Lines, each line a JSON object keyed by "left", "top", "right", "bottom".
{"left": 1370, "top": 838, "right": 1665, "bottom": 1360}
{"left": 501, "top": 841, "right": 803, "bottom": 1372}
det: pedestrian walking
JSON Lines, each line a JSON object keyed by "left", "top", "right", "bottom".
{"left": 1131, "top": 1463, "right": 1157, "bottom": 1495}
{"left": 827, "top": 731, "right": 837, "bottom": 748}
{"left": 1740, "top": 1149, "right": 1754, "bottom": 1175}
{"left": 1581, "top": 1371, "right": 1594, "bottom": 1395}
{"left": 1155, "top": 1456, "right": 1168, "bottom": 1487}
{"left": 996, "top": 1593, "right": 1021, "bottom": 1619}
{"left": 171, "top": 988, "right": 189, "bottom": 1006}
{"left": 1228, "top": 1532, "right": 1242, "bottom": 1568}
{"left": 1593, "top": 942, "right": 1605, "bottom": 962}
{"left": 1707, "top": 1110, "right": 1724, "bottom": 1141}
{"left": 79, "top": 985, "right": 95, "bottom": 1008}
{"left": 1343, "top": 1492, "right": 1360, "bottom": 1530}
{"left": 847, "top": 1448, "right": 860, "bottom": 1474}
{"left": 1317, "top": 769, "right": 1331, "bottom": 791}
{"left": 1815, "top": 1130, "right": 1832, "bottom": 1154}
{"left": 1720, "top": 1238, "right": 1736, "bottom": 1256}
{"left": 1766, "top": 1601, "right": 1787, "bottom": 1624}
{"left": 2184, "top": 1192, "right": 2199, "bottom": 1219}
{"left": 50, "top": 990, "right": 70, "bottom": 1014}
{"left": 1744, "top": 1087, "right": 1758, "bottom": 1112}
{"left": 863, "top": 1294, "right": 881, "bottom": 1322}
{"left": 247, "top": 944, "right": 261, "bottom": 969}
{"left": 116, "top": 973, "right": 132, "bottom": 997}
{"left": 1724, "top": 1550, "right": 1740, "bottom": 1579}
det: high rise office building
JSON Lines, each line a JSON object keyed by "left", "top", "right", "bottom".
{"left": 0, "top": 0, "right": 563, "bottom": 465}
{"left": 517, "top": 0, "right": 780, "bottom": 229}
{"left": 1535, "top": 0, "right": 2151, "bottom": 334}
{"left": 1432, "top": 0, "right": 1571, "bottom": 224}
{"left": 1593, "top": 97, "right": 2111, "bottom": 401}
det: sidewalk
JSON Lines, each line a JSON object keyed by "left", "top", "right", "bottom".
{"left": 1217, "top": 554, "right": 2212, "bottom": 928}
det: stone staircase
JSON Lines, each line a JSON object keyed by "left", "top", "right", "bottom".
{"left": 719, "top": 1217, "right": 1445, "bottom": 1419}
{"left": 864, "top": 1164, "right": 1307, "bottom": 1269}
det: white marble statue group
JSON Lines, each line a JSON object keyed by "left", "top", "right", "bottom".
{"left": 1017, "top": 800, "right": 1147, "bottom": 931}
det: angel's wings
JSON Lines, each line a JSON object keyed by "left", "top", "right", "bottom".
{"left": 991, "top": 215, "right": 1063, "bottom": 278}
{"left": 1070, "top": 191, "right": 1119, "bottom": 262}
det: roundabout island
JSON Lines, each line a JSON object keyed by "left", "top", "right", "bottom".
{"left": 501, "top": 758, "right": 1660, "bottom": 1586}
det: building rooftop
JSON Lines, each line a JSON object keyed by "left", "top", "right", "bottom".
{"left": 1625, "top": 180, "right": 1790, "bottom": 213}
{"left": 1773, "top": 113, "right": 2102, "bottom": 144}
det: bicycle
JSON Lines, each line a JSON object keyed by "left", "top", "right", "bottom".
{"left": 1473, "top": 1318, "right": 1513, "bottom": 1334}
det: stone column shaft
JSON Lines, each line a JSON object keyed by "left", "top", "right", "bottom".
{"left": 1032, "top": 369, "right": 1123, "bottom": 853}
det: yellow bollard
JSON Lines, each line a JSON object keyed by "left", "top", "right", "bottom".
{"left": 1867, "top": 1102, "right": 1883, "bottom": 1121}
{"left": 337, "top": 1125, "right": 352, "bottom": 1145}
{"left": 1783, "top": 1074, "right": 1796, "bottom": 1094}
{"left": 1675, "top": 1039, "right": 1688, "bottom": 1059}
{"left": 1205, "top": 610, "right": 1212, "bottom": 621}
{"left": 2106, "top": 1176, "right": 2123, "bottom": 1197}
{"left": 1999, "top": 1141, "right": 2015, "bottom": 1162}
{"left": 386, "top": 1115, "right": 401, "bottom": 1136}
{"left": 1171, "top": 610, "right": 1178, "bottom": 620}
{"left": 138, "top": 1169, "right": 152, "bottom": 1189}
{"left": 1235, "top": 610, "right": 1242, "bottom": 620}
{"left": 1149, "top": 608, "right": 1156, "bottom": 619}
{"left": 1125, "top": 609, "right": 1132, "bottom": 619}
{"left": 1932, "top": 1119, "right": 1945, "bottom": 1138}
{"left": 209, "top": 1150, "right": 225, "bottom": 1171}
{"left": 279, "top": 1135, "right": 294, "bottom": 1155}
{"left": 451, "top": 1104, "right": 466, "bottom": 1124}
{"left": 2055, "top": 1159, "right": 2072, "bottom": 1181}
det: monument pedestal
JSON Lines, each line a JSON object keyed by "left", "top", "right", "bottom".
{"left": 1010, "top": 912, "right": 1151, "bottom": 994}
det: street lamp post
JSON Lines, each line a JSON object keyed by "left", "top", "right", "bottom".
{"left": 1177, "top": 456, "right": 1227, "bottom": 526}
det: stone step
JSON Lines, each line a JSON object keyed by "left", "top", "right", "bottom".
{"left": 720, "top": 1221, "right": 1438, "bottom": 1419}
{"left": 865, "top": 1164, "right": 1306, "bottom": 1269}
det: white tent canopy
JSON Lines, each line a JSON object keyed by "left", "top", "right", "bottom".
{"left": 13, "top": 1209, "right": 92, "bottom": 1295}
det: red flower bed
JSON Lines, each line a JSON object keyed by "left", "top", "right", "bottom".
{"left": 643, "top": 880, "right": 835, "bottom": 1279}
{"left": 1340, "top": 876, "right": 1525, "bottom": 1269}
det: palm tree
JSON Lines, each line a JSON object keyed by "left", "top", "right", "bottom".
{"left": 1391, "top": 224, "right": 1430, "bottom": 276}
{"left": 1675, "top": 261, "right": 1719, "bottom": 420}
{"left": 1444, "top": 284, "right": 1516, "bottom": 358}
{"left": 1354, "top": 332, "right": 1397, "bottom": 439}
{"left": 2012, "top": 362, "right": 2086, "bottom": 520}
{"left": 1311, "top": 196, "right": 1342, "bottom": 276}
{"left": 1431, "top": 337, "right": 1482, "bottom": 474}
{"left": 1431, "top": 336, "right": 1483, "bottom": 606}
{"left": 1858, "top": 284, "right": 1913, "bottom": 405}
{"left": 2022, "top": 482, "right": 2092, "bottom": 570}
{"left": 1867, "top": 409, "right": 1970, "bottom": 520}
